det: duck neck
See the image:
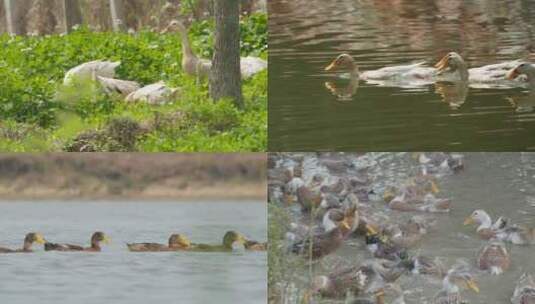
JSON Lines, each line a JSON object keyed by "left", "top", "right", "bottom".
{"left": 178, "top": 28, "right": 197, "bottom": 63}
{"left": 91, "top": 241, "right": 101, "bottom": 251}
{"left": 349, "top": 63, "right": 360, "bottom": 79}
{"left": 22, "top": 241, "right": 33, "bottom": 251}
{"left": 477, "top": 213, "right": 493, "bottom": 231}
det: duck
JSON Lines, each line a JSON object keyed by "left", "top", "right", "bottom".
{"left": 464, "top": 209, "right": 501, "bottom": 239}
{"left": 495, "top": 224, "right": 535, "bottom": 245}
{"left": 507, "top": 63, "right": 535, "bottom": 88}
{"left": 44, "top": 232, "right": 110, "bottom": 252}
{"left": 324, "top": 53, "right": 434, "bottom": 86}
{"left": 433, "top": 266, "right": 480, "bottom": 304}
{"left": 365, "top": 232, "right": 408, "bottom": 262}
{"left": 96, "top": 76, "right": 141, "bottom": 97}
{"left": 125, "top": 81, "right": 181, "bottom": 105}
{"left": 191, "top": 231, "right": 247, "bottom": 252}
{"left": 387, "top": 192, "right": 451, "bottom": 213}
{"left": 382, "top": 217, "right": 430, "bottom": 249}
{"left": 161, "top": 20, "right": 267, "bottom": 79}
{"left": 477, "top": 240, "right": 511, "bottom": 275}
{"left": 511, "top": 273, "right": 535, "bottom": 304}
{"left": 64, "top": 60, "right": 121, "bottom": 85}
{"left": 405, "top": 255, "right": 447, "bottom": 278}
{"left": 0, "top": 233, "right": 46, "bottom": 253}
{"left": 435, "top": 52, "right": 469, "bottom": 82}
{"left": 289, "top": 209, "right": 349, "bottom": 259}
{"left": 126, "top": 234, "right": 191, "bottom": 252}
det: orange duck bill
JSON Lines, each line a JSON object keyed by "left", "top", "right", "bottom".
{"left": 325, "top": 59, "right": 338, "bottom": 71}
{"left": 506, "top": 68, "right": 520, "bottom": 80}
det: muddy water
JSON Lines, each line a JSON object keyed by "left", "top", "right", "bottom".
{"left": 268, "top": 0, "right": 535, "bottom": 151}
{"left": 276, "top": 153, "right": 535, "bottom": 303}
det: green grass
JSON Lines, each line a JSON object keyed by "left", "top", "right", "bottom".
{"left": 0, "top": 13, "right": 267, "bottom": 152}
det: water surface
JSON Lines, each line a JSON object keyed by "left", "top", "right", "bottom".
{"left": 0, "top": 201, "right": 267, "bottom": 304}
{"left": 269, "top": 0, "right": 535, "bottom": 151}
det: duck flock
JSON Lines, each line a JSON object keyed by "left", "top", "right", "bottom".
{"left": 268, "top": 153, "right": 535, "bottom": 304}
{"left": 61, "top": 20, "right": 267, "bottom": 105}
{"left": 0, "top": 231, "right": 266, "bottom": 253}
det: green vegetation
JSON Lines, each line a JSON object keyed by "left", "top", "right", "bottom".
{"left": 0, "top": 13, "right": 267, "bottom": 152}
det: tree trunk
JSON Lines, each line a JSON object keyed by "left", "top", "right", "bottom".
{"left": 109, "top": 0, "right": 125, "bottom": 32}
{"left": 210, "top": 0, "right": 243, "bottom": 108}
{"left": 63, "top": 0, "right": 82, "bottom": 33}
{"left": 4, "top": 0, "right": 27, "bottom": 35}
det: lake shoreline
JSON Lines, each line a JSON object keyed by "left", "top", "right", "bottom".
{"left": 0, "top": 183, "right": 266, "bottom": 201}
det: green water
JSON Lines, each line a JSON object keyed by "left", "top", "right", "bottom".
{"left": 268, "top": 0, "right": 535, "bottom": 151}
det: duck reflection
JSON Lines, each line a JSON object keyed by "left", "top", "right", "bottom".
{"left": 506, "top": 91, "right": 535, "bottom": 113}
{"left": 324, "top": 78, "right": 359, "bottom": 101}
{"left": 434, "top": 81, "right": 469, "bottom": 110}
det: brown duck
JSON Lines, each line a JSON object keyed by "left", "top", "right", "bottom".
{"left": 127, "top": 234, "right": 191, "bottom": 252}
{"left": 0, "top": 233, "right": 46, "bottom": 253}
{"left": 44, "top": 232, "right": 110, "bottom": 252}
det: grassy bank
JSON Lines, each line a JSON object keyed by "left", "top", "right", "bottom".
{"left": 0, "top": 153, "right": 267, "bottom": 200}
{"left": 0, "top": 13, "right": 267, "bottom": 152}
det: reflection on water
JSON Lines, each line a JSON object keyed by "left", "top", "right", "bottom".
{"left": 269, "top": 0, "right": 535, "bottom": 151}
{"left": 0, "top": 201, "right": 267, "bottom": 304}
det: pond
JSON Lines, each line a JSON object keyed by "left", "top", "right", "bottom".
{"left": 268, "top": 0, "right": 535, "bottom": 151}
{"left": 269, "top": 152, "right": 535, "bottom": 303}
{"left": 0, "top": 201, "right": 267, "bottom": 304}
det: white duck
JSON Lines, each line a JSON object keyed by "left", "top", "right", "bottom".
{"left": 64, "top": 60, "right": 121, "bottom": 85}
{"left": 125, "top": 82, "right": 181, "bottom": 105}
{"left": 96, "top": 76, "right": 140, "bottom": 97}
{"left": 162, "top": 20, "right": 267, "bottom": 79}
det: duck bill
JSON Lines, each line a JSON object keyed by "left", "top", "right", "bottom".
{"left": 506, "top": 68, "right": 519, "bottom": 80}
{"left": 365, "top": 224, "right": 378, "bottom": 235}
{"left": 325, "top": 60, "right": 337, "bottom": 71}
{"left": 35, "top": 234, "right": 46, "bottom": 244}
{"left": 340, "top": 218, "right": 351, "bottom": 231}
{"left": 467, "top": 280, "right": 480, "bottom": 293}
{"left": 463, "top": 217, "right": 474, "bottom": 225}
{"left": 435, "top": 55, "right": 449, "bottom": 72}
{"left": 430, "top": 180, "right": 440, "bottom": 194}
{"left": 103, "top": 236, "right": 111, "bottom": 244}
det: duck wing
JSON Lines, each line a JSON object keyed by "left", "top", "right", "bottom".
{"left": 96, "top": 76, "right": 140, "bottom": 97}
{"left": 361, "top": 62, "right": 433, "bottom": 80}
{"left": 44, "top": 242, "right": 84, "bottom": 251}
{"left": 126, "top": 242, "right": 167, "bottom": 252}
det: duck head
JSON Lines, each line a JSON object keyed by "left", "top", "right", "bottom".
{"left": 222, "top": 231, "right": 246, "bottom": 249}
{"left": 23, "top": 232, "right": 46, "bottom": 250}
{"left": 507, "top": 63, "right": 535, "bottom": 81}
{"left": 464, "top": 209, "right": 492, "bottom": 229}
{"left": 169, "top": 234, "right": 191, "bottom": 249}
{"left": 444, "top": 270, "right": 480, "bottom": 294}
{"left": 325, "top": 54, "right": 359, "bottom": 74}
{"left": 435, "top": 52, "right": 468, "bottom": 80}
{"left": 91, "top": 232, "right": 111, "bottom": 249}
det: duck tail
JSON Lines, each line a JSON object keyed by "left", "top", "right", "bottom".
{"left": 490, "top": 266, "right": 503, "bottom": 275}
{"left": 44, "top": 242, "right": 57, "bottom": 251}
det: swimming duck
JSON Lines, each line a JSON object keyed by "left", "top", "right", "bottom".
{"left": 290, "top": 209, "right": 349, "bottom": 259}
{"left": 464, "top": 209, "right": 501, "bottom": 239}
{"left": 496, "top": 224, "right": 535, "bottom": 245}
{"left": 511, "top": 273, "right": 535, "bottom": 304}
{"left": 435, "top": 52, "right": 469, "bottom": 82}
{"left": 126, "top": 234, "right": 191, "bottom": 252}
{"left": 192, "top": 231, "right": 247, "bottom": 252}
{"left": 405, "top": 255, "right": 447, "bottom": 278}
{"left": 45, "top": 232, "right": 110, "bottom": 252}
{"left": 382, "top": 217, "right": 430, "bottom": 249}
{"left": 365, "top": 233, "right": 408, "bottom": 262}
{"left": 463, "top": 209, "right": 531, "bottom": 244}
{"left": 433, "top": 267, "right": 480, "bottom": 304}
{"left": 477, "top": 240, "right": 511, "bottom": 275}
{"left": 388, "top": 192, "right": 451, "bottom": 213}
{"left": 161, "top": 20, "right": 267, "bottom": 79}
{"left": 64, "top": 60, "right": 121, "bottom": 85}
{"left": 507, "top": 63, "right": 535, "bottom": 88}
{"left": 324, "top": 54, "right": 434, "bottom": 85}
{"left": 125, "top": 82, "right": 181, "bottom": 105}
{"left": 0, "top": 233, "right": 46, "bottom": 253}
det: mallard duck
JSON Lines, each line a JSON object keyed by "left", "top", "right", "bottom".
{"left": 311, "top": 263, "right": 386, "bottom": 299}
{"left": 511, "top": 273, "right": 535, "bottom": 304}
{"left": 126, "top": 234, "right": 191, "bottom": 252}
{"left": 365, "top": 233, "right": 408, "bottom": 262}
{"left": 388, "top": 192, "right": 451, "bottom": 213}
{"left": 45, "top": 232, "right": 110, "bottom": 252}
{"left": 191, "top": 231, "right": 247, "bottom": 252}
{"left": 290, "top": 209, "right": 348, "bottom": 259}
{"left": 0, "top": 233, "right": 46, "bottom": 253}
{"left": 477, "top": 240, "right": 510, "bottom": 275}
{"left": 324, "top": 54, "right": 433, "bottom": 85}
{"left": 464, "top": 209, "right": 500, "bottom": 239}
{"left": 433, "top": 267, "right": 480, "bottom": 304}
{"left": 406, "top": 255, "right": 447, "bottom": 278}
{"left": 125, "top": 82, "right": 181, "bottom": 105}
{"left": 507, "top": 63, "right": 535, "bottom": 88}
{"left": 162, "top": 20, "right": 267, "bottom": 79}
{"left": 64, "top": 60, "right": 121, "bottom": 85}
{"left": 95, "top": 76, "right": 141, "bottom": 97}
